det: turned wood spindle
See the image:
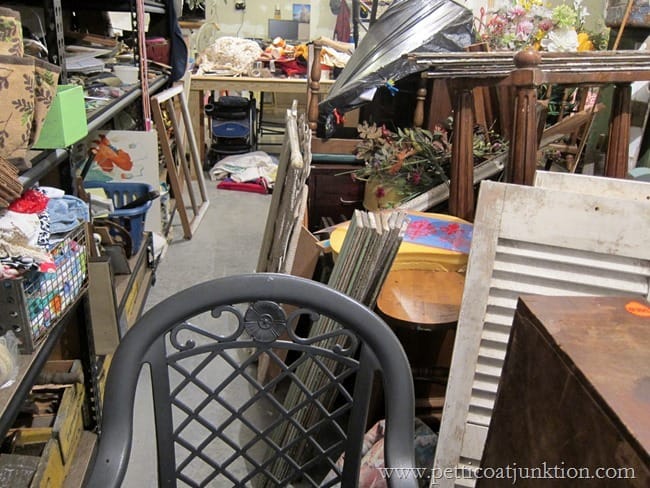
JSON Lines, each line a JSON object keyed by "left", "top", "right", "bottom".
{"left": 308, "top": 43, "right": 322, "bottom": 132}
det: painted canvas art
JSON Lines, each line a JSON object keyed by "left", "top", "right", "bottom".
{"left": 77, "top": 130, "right": 161, "bottom": 234}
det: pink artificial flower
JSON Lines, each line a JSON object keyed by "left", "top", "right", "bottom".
{"left": 516, "top": 20, "right": 534, "bottom": 40}
{"left": 539, "top": 19, "right": 554, "bottom": 31}
{"left": 510, "top": 6, "right": 527, "bottom": 18}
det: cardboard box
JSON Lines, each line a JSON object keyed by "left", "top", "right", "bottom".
{"left": 32, "top": 85, "right": 88, "bottom": 149}
{"left": 88, "top": 258, "right": 120, "bottom": 356}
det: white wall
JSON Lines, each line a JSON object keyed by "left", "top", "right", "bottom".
{"left": 204, "top": 0, "right": 337, "bottom": 40}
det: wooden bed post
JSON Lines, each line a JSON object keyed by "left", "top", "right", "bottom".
{"left": 413, "top": 78, "right": 427, "bottom": 129}
{"left": 605, "top": 82, "right": 632, "bottom": 179}
{"left": 308, "top": 43, "right": 323, "bottom": 132}
{"left": 449, "top": 82, "right": 476, "bottom": 221}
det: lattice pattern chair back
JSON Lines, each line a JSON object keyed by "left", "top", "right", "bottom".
{"left": 85, "top": 273, "right": 417, "bottom": 488}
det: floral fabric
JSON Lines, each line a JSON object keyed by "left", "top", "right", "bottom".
{"left": 322, "top": 418, "right": 437, "bottom": 487}
{"left": 404, "top": 216, "right": 472, "bottom": 254}
{"left": 0, "top": 54, "right": 35, "bottom": 166}
{"left": 0, "top": 7, "right": 22, "bottom": 57}
{"left": 0, "top": 8, "right": 59, "bottom": 171}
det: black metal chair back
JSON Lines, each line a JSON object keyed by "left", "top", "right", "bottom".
{"left": 85, "top": 273, "right": 417, "bottom": 487}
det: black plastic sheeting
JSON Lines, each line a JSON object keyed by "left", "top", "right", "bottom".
{"left": 318, "top": 0, "right": 475, "bottom": 136}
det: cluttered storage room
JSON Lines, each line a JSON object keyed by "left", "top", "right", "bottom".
{"left": 0, "top": 0, "right": 649, "bottom": 486}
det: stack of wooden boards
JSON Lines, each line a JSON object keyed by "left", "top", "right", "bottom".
{"left": 265, "top": 209, "right": 409, "bottom": 486}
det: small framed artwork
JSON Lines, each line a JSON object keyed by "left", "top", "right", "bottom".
{"left": 293, "top": 4, "right": 311, "bottom": 23}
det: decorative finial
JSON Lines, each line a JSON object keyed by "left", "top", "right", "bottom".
{"left": 514, "top": 49, "right": 542, "bottom": 69}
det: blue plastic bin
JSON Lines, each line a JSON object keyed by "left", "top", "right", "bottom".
{"left": 84, "top": 181, "right": 153, "bottom": 254}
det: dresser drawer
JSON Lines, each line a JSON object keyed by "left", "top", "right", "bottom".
{"left": 307, "top": 164, "right": 364, "bottom": 232}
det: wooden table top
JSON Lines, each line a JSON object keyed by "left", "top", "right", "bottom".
{"left": 377, "top": 269, "right": 465, "bottom": 329}
{"left": 190, "top": 75, "right": 335, "bottom": 93}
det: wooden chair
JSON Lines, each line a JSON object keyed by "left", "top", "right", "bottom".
{"left": 307, "top": 42, "right": 360, "bottom": 156}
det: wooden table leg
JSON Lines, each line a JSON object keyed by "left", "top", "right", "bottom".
{"left": 507, "top": 81, "right": 538, "bottom": 185}
{"left": 449, "top": 85, "right": 475, "bottom": 221}
{"left": 605, "top": 82, "right": 632, "bottom": 179}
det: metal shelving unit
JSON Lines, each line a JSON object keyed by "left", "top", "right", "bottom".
{"left": 19, "top": 74, "right": 169, "bottom": 189}
{"left": 0, "top": 294, "right": 88, "bottom": 437}
{"left": 0, "top": 1, "right": 170, "bottom": 480}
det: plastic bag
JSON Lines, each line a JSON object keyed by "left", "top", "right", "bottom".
{"left": 0, "top": 331, "right": 19, "bottom": 389}
{"left": 318, "top": 0, "right": 474, "bottom": 136}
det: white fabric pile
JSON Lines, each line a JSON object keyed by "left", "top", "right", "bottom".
{"left": 208, "top": 151, "right": 278, "bottom": 184}
{"left": 197, "top": 36, "right": 263, "bottom": 76}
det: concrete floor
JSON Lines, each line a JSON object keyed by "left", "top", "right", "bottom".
{"left": 122, "top": 184, "right": 272, "bottom": 487}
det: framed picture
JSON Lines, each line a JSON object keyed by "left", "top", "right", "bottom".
{"left": 292, "top": 4, "right": 310, "bottom": 23}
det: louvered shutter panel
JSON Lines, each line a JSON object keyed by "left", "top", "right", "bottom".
{"left": 432, "top": 181, "right": 650, "bottom": 488}
{"left": 534, "top": 170, "right": 650, "bottom": 201}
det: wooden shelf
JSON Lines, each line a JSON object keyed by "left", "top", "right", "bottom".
{"left": 20, "top": 75, "right": 169, "bottom": 189}
{"left": 179, "top": 20, "right": 204, "bottom": 29}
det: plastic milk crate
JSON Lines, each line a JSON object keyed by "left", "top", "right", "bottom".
{"left": 0, "top": 225, "right": 88, "bottom": 353}
{"left": 84, "top": 181, "right": 154, "bottom": 254}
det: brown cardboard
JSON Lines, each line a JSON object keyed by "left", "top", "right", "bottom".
{"left": 87, "top": 257, "right": 120, "bottom": 355}
{"left": 288, "top": 225, "right": 321, "bottom": 279}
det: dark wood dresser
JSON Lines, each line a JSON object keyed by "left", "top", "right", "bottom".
{"left": 478, "top": 295, "right": 650, "bottom": 487}
{"left": 306, "top": 163, "right": 364, "bottom": 232}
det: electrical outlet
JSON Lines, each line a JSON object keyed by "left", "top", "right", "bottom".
{"left": 235, "top": 0, "right": 246, "bottom": 10}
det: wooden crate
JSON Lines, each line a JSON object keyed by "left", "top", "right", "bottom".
{"left": 0, "top": 360, "right": 86, "bottom": 486}
{"left": 31, "top": 439, "right": 65, "bottom": 488}
{"left": 36, "top": 360, "right": 86, "bottom": 469}
{"left": 0, "top": 437, "right": 65, "bottom": 488}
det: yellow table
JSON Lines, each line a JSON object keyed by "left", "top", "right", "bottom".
{"left": 329, "top": 211, "right": 472, "bottom": 272}
{"left": 189, "top": 75, "right": 335, "bottom": 161}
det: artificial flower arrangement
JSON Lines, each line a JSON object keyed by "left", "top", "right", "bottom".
{"left": 349, "top": 122, "right": 508, "bottom": 210}
{"left": 476, "top": 0, "right": 609, "bottom": 52}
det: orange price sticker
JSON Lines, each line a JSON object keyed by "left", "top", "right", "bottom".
{"left": 625, "top": 301, "right": 650, "bottom": 317}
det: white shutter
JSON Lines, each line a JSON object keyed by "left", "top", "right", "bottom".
{"left": 432, "top": 181, "right": 650, "bottom": 488}
{"left": 534, "top": 170, "right": 650, "bottom": 201}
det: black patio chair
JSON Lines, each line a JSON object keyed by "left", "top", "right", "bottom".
{"left": 84, "top": 273, "right": 418, "bottom": 487}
